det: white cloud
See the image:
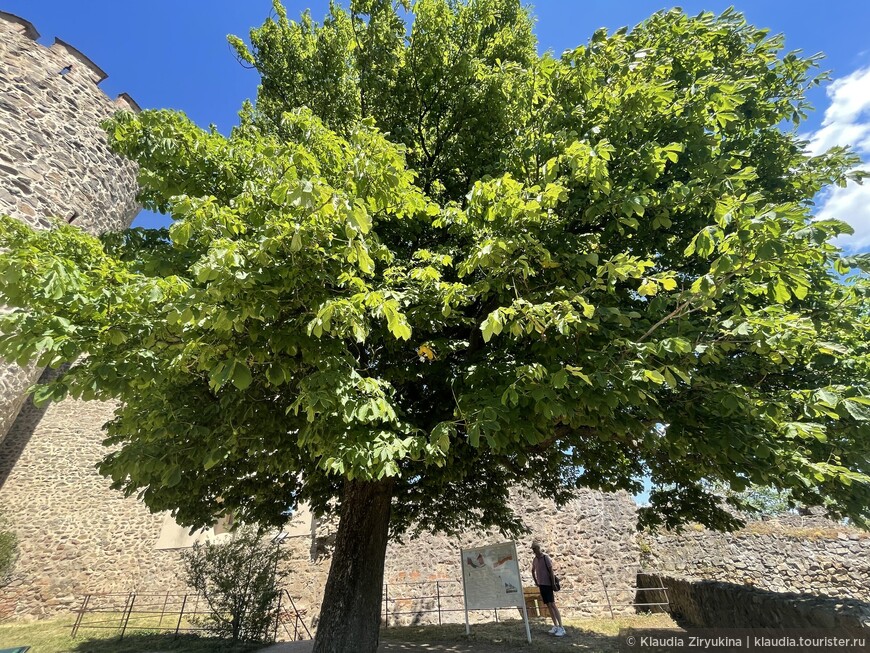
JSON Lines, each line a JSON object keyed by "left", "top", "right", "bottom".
{"left": 807, "top": 66, "right": 870, "bottom": 252}
{"left": 816, "top": 184, "right": 870, "bottom": 251}
{"left": 808, "top": 67, "right": 870, "bottom": 156}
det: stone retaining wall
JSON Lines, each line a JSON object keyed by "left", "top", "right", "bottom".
{"left": 637, "top": 573, "right": 870, "bottom": 634}
{"left": 647, "top": 519, "right": 870, "bottom": 602}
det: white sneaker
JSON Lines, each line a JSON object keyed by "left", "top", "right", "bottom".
{"left": 554, "top": 627, "right": 566, "bottom": 637}
{"left": 548, "top": 625, "right": 559, "bottom": 634}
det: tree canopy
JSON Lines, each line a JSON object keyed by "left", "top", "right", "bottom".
{"left": 1, "top": 1, "right": 869, "bottom": 649}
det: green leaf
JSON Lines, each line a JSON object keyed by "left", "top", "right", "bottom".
{"left": 231, "top": 362, "right": 253, "bottom": 390}
{"left": 768, "top": 279, "right": 791, "bottom": 303}
{"left": 290, "top": 231, "right": 303, "bottom": 252}
{"left": 170, "top": 220, "right": 192, "bottom": 247}
{"left": 843, "top": 399, "right": 870, "bottom": 422}
{"left": 566, "top": 366, "right": 592, "bottom": 385}
{"left": 266, "top": 365, "right": 285, "bottom": 386}
{"left": 351, "top": 202, "right": 372, "bottom": 234}
{"left": 638, "top": 280, "right": 657, "bottom": 296}
{"left": 164, "top": 467, "right": 182, "bottom": 488}
{"left": 203, "top": 450, "right": 224, "bottom": 470}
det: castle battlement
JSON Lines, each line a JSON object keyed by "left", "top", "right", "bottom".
{"left": 0, "top": 11, "right": 140, "bottom": 115}
{"left": 50, "top": 38, "right": 109, "bottom": 84}
{"left": 0, "top": 11, "right": 39, "bottom": 40}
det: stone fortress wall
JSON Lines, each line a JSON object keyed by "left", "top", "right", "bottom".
{"left": 636, "top": 573, "right": 870, "bottom": 633}
{"left": 0, "top": 11, "right": 140, "bottom": 447}
{"left": 282, "top": 489, "right": 643, "bottom": 628}
{"left": 0, "top": 391, "right": 188, "bottom": 619}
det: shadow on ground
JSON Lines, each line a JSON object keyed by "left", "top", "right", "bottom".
{"left": 65, "top": 616, "right": 681, "bottom": 652}
{"left": 263, "top": 620, "right": 683, "bottom": 652}
{"left": 69, "top": 632, "right": 262, "bottom": 653}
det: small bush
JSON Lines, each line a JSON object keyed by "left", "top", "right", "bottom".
{"left": 180, "top": 525, "right": 287, "bottom": 643}
{"left": 0, "top": 512, "right": 17, "bottom": 587}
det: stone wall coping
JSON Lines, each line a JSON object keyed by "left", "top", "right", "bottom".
{"left": 50, "top": 38, "right": 109, "bottom": 84}
{"left": 114, "top": 93, "right": 142, "bottom": 113}
{"left": 0, "top": 11, "right": 39, "bottom": 40}
{"left": 654, "top": 529, "right": 869, "bottom": 543}
{"left": 652, "top": 517, "right": 868, "bottom": 539}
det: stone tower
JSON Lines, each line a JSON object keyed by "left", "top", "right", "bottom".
{"left": 0, "top": 11, "right": 140, "bottom": 445}
{"left": 0, "top": 12, "right": 187, "bottom": 619}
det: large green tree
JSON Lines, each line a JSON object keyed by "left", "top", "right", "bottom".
{"left": 2, "top": 2, "right": 869, "bottom": 650}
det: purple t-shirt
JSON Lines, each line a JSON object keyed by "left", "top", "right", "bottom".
{"left": 532, "top": 553, "right": 553, "bottom": 586}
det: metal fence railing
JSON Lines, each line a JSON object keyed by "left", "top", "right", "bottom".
{"left": 71, "top": 592, "right": 212, "bottom": 639}
{"left": 382, "top": 572, "right": 669, "bottom": 627}
{"left": 276, "top": 590, "right": 312, "bottom": 641}
{"left": 70, "top": 572, "right": 667, "bottom": 639}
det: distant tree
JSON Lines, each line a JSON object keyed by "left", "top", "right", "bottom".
{"left": 705, "top": 481, "right": 793, "bottom": 518}
{"left": 1, "top": 2, "right": 869, "bottom": 651}
{"left": 180, "top": 527, "right": 286, "bottom": 643}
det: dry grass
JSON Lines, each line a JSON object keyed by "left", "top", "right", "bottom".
{"left": 669, "top": 519, "right": 869, "bottom": 540}
{"left": 0, "top": 613, "right": 679, "bottom": 652}
{"left": 0, "top": 615, "right": 262, "bottom": 653}
{"left": 739, "top": 522, "right": 869, "bottom": 539}
{"left": 380, "top": 613, "right": 679, "bottom": 652}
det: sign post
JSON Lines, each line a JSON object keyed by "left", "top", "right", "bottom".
{"left": 459, "top": 541, "right": 531, "bottom": 643}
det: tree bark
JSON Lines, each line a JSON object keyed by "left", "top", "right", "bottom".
{"left": 312, "top": 477, "right": 394, "bottom": 653}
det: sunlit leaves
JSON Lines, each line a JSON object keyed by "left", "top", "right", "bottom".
{"left": 0, "top": 1, "right": 869, "bottom": 538}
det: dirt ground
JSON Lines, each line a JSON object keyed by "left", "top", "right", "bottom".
{"left": 262, "top": 615, "right": 681, "bottom": 652}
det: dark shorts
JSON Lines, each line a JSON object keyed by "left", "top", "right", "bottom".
{"left": 538, "top": 584, "right": 555, "bottom": 604}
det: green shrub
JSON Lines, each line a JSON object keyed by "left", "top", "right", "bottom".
{"left": 179, "top": 526, "right": 287, "bottom": 642}
{"left": 0, "top": 512, "right": 17, "bottom": 587}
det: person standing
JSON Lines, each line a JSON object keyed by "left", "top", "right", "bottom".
{"left": 531, "top": 541, "right": 565, "bottom": 637}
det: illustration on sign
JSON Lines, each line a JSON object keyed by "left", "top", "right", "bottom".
{"left": 460, "top": 541, "right": 524, "bottom": 610}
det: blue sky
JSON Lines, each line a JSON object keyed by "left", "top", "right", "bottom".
{"left": 6, "top": 1, "right": 869, "bottom": 250}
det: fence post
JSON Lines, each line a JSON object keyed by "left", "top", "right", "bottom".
{"left": 119, "top": 593, "right": 136, "bottom": 640}
{"left": 435, "top": 581, "right": 442, "bottom": 626}
{"left": 285, "top": 590, "right": 312, "bottom": 639}
{"left": 383, "top": 583, "right": 389, "bottom": 628}
{"left": 272, "top": 589, "right": 283, "bottom": 643}
{"left": 599, "top": 574, "right": 615, "bottom": 620}
{"left": 71, "top": 594, "right": 90, "bottom": 638}
{"left": 158, "top": 591, "right": 170, "bottom": 628}
{"left": 117, "top": 593, "right": 131, "bottom": 631}
{"left": 175, "top": 594, "right": 188, "bottom": 638}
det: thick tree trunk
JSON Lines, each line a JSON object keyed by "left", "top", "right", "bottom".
{"left": 312, "top": 477, "right": 394, "bottom": 653}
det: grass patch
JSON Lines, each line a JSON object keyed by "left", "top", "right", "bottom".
{"left": 1, "top": 613, "right": 678, "bottom": 652}
{"left": 0, "top": 616, "right": 265, "bottom": 653}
